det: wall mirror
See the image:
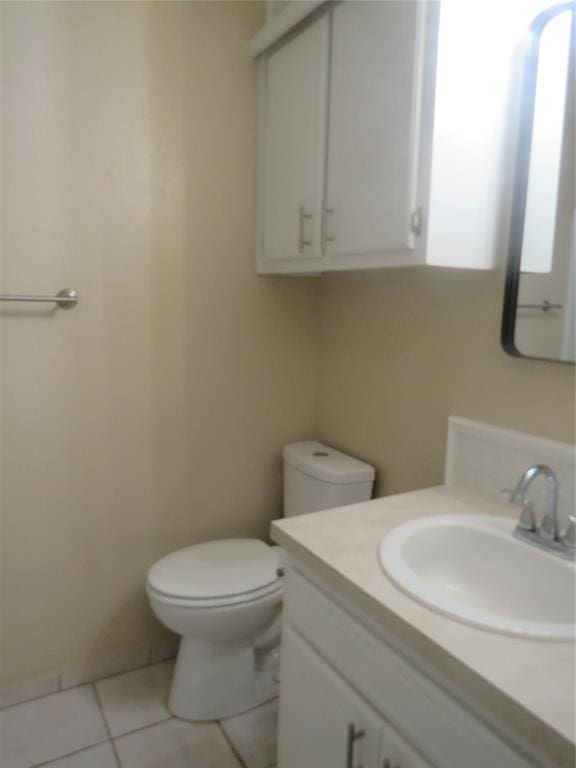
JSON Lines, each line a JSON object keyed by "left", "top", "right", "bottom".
{"left": 502, "top": 2, "right": 575, "bottom": 363}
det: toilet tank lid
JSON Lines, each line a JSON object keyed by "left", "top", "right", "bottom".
{"left": 283, "top": 441, "right": 375, "bottom": 484}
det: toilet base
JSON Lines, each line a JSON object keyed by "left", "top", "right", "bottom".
{"left": 169, "top": 635, "right": 279, "bottom": 721}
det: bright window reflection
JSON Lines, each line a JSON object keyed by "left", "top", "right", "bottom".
{"left": 521, "top": 11, "right": 571, "bottom": 274}
{"left": 427, "top": 0, "right": 566, "bottom": 269}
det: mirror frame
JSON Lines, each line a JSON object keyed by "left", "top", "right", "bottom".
{"left": 501, "top": 1, "right": 575, "bottom": 363}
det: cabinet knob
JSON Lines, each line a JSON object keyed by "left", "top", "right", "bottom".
{"left": 345, "top": 723, "right": 365, "bottom": 768}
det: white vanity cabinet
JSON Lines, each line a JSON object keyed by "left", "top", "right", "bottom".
{"left": 256, "top": 1, "right": 435, "bottom": 274}
{"left": 279, "top": 626, "right": 431, "bottom": 768}
{"left": 277, "top": 564, "right": 537, "bottom": 768}
{"left": 279, "top": 627, "right": 384, "bottom": 768}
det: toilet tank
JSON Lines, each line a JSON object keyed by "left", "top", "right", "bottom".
{"left": 283, "top": 441, "right": 375, "bottom": 518}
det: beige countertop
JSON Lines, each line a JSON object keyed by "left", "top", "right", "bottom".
{"left": 271, "top": 485, "right": 576, "bottom": 768}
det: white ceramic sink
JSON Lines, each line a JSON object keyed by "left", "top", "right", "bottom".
{"left": 379, "top": 515, "right": 576, "bottom": 640}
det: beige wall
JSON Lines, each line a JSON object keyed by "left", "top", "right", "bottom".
{"left": 1, "top": 0, "right": 575, "bottom": 694}
{"left": 317, "top": 267, "right": 575, "bottom": 499}
{"left": 0, "top": 1, "right": 319, "bottom": 688}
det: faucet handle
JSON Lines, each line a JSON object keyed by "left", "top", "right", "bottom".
{"left": 517, "top": 498, "right": 536, "bottom": 532}
{"left": 562, "top": 515, "right": 576, "bottom": 550}
{"left": 501, "top": 488, "right": 536, "bottom": 531}
{"left": 539, "top": 507, "right": 559, "bottom": 541}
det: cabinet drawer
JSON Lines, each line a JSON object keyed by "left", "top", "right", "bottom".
{"left": 283, "top": 567, "right": 534, "bottom": 768}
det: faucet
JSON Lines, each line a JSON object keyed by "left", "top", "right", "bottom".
{"left": 503, "top": 464, "right": 575, "bottom": 560}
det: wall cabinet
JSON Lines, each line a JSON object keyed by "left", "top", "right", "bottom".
{"left": 257, "top": 1, "right": 436, "bottom": 274}
{"left": 262, "top": 16, "right": 328, "bottom": 263}
{"left": 277, "top": 565, "right": 537, "bottom": 768}
{"left": 325, "top": 1, "right": 423, "bottom": 262}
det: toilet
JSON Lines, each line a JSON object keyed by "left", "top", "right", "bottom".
{"left": 146, "top": 441, "right": 375, "bottom": 721}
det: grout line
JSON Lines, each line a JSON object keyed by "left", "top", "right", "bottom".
{"left": 218, "top": 698, "right": 280, "bottom": 768}
{"left": 217, "top": 720, "right": 248, "bottom": 768}
{"left": 92, "top": 682, "right": 112, "bottom": 738}
{"left": 87, "top": 656, "right": 175, "bottom": 688}
{"left": 28, "top": 738, "right": 112, "bottom": 768}
{"left": 93, "top": 682, "right": 122, "bottom": 768}
{"left": 0, "top": 687, "right": 62, "bottom": 712}
{"left": 59, "top": 657, "right": 152, "bottom": 692}
{"left": 223, "top": 694, "right": 279, "bottom": 720}
{"left": 112, "top": 715, "right": 176, "bottom": 743}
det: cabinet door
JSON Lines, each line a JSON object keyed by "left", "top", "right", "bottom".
{"left": 325, "top": 1, "right": 424, "bottom": 259}
{"left": 278, "top": 627, "right": 382, "bottom": 768}
{"left": 261, "top": 15, "right": 328, "bottom": 264}
{"left": 379, "top": 722, "right": 433, "bottom": 768}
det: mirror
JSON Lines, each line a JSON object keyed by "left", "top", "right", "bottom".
{"left": 502, "top": 2, "right": 575, "bottom": 363}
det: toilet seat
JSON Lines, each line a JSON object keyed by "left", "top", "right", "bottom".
{"left": 147, "top": 579, "right": 282, "bottom": 609}
{"left": 147, "top": 538, "right": 282, "bottom": 607}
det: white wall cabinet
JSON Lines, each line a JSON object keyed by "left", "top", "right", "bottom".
{"left": 325, "top": 1, "right": 423, "bottom": 262}
{"left": 262, "top": 16, "right": 328, "bottom": 263}
{"left": 277, "top": 565, "right": 537, "bottom": 768}
{"left": 257, "top": 1, "right": 436, "bottom": 274}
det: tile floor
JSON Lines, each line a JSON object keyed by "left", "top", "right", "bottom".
{"left": 0, "top": 661, "right": 279, "bottom": 768}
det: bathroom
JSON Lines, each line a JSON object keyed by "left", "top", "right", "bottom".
{"left": 0, "top": 1, "right": 574, "bottom": 767}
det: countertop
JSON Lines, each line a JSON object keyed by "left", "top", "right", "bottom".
{"left": 271, "top": 485, "right": 576, "bottom": 768}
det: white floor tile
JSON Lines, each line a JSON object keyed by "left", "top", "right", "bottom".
{"left": 221, "top": 699, "right": 279, "bottom": 768}
{"left": 0, "top": 685, "right": 108, "bottom": 768}
{"left": 37, "top": 742, "right": 118, "bottom": 768}
{"left": 95, "top": 661, "right": 173, "bottom": 737}
{"left": 114, "top": 719, "right": 242, "bottom": 768}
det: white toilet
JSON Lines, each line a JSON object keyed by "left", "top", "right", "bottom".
{"left": 146, "top": 441, "right": 374, "bottom": 721}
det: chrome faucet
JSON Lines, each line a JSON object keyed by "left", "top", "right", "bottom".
{"left": 503, "top": 464, "right": 575, "bottom": 560}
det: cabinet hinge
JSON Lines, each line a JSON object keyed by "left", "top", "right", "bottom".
{"left": 410, "top": 207, "right": 423, "bottom": 237}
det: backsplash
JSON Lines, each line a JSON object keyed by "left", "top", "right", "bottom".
{"left": 446, "top": 416, "right": 575, "bottom": 527}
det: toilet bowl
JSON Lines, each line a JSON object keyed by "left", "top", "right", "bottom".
{"left": 146, "top": 441, "right": 375, "bottom": 721}
{"left": 147, "top": 538, "right": 283, "bottom": 721}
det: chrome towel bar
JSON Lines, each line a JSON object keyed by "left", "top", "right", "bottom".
{"left": 0, "top": 288, "right": 78, "bottom": 309}
{"left": 517, "top": 300, "right": 562, "bottom": 312}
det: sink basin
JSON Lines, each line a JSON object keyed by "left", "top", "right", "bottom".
{"left": 379, "top": 514, "right": 576, "bottom": 640}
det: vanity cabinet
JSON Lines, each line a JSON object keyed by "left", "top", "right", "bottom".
{"left": 280, "top": 627, "right": 383, "bottom": 768}
{"left": 280, "top": 626, "right": 431, "bottom": 768}
{"left": 277, "top": 564, "right": 537, "bottom": 768}
{"left": 257, "top": 1, "right": 434, "bottom": 274}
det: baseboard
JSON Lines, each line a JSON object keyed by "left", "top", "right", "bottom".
{"left": 0, "top": 640, "right": 179, "bottom": 710}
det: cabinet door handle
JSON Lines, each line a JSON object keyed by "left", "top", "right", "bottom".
{"left": 345, "top": 723, "right": 365, "bottom": 768}
{"left": 298, "top": 205, "right": 312, "bottom": 253}
{"left": 321, "top": 204, "right": 335, "bottom": 250}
